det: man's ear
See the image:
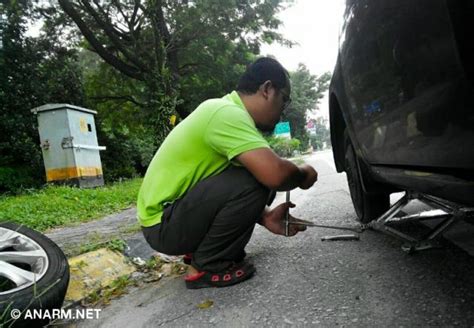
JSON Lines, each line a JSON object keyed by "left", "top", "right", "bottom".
{"left": 259, "top": 80, "right": 273, "bottom": 99}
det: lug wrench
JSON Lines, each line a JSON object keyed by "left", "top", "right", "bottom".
{"left": 284, "top": 190, "right": 363, "bottom": 235}
{"left": 290, "top": 221, "right": 363, "bottom": 233}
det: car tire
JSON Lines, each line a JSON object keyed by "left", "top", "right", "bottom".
{"left": 0, "top": 222, "right": 70, "bottom": 328}
{"left": 344, "top": 141, "right": 390, "bottom": 223}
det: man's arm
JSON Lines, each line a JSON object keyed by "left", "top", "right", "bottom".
{"left": 235, "top": 148, "right": 317, "bottom": 191}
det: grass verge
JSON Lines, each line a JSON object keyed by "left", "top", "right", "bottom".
{"left": 0, "top": 178, "right": 142, "bottom": 232}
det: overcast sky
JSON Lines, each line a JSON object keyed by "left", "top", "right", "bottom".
{"left": 261, "top": 0, "right": 346, "bottom": 118}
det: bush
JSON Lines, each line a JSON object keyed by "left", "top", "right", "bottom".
{"left": 266, "top": 136, "right": 301, "bottom": 158}
{"left": 298, "top": 133, "right": 310, "bottom": 152}
{"left": 309, "top": 135, "right": 323, "bottom": 150}
{"left": 0, "top": 166, "right": 43, "bottom": 194}
{"left": 97, "top": 122, "right": 158, "bottom": 182}
{"left": 310, "top": 134, "right": 331, "bottom": 150}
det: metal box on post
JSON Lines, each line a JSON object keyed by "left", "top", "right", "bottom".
{"left": 31, "top": 104, "right": 106, "bottom": 188}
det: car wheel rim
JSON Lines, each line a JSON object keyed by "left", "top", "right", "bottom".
{"left": 0, "top": 227, "right": 49, "bottom": 295}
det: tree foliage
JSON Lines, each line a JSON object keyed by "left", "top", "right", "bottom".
{"left": 0, "top": 0, "right": 84, "bottom": 192}
{"left": 58, "top": 0, "right": 292, "bottom": 140}
{"left": 0, "top": 0, "right": 294, "bottom": 192}
{"left": 56, "top": 0, "right": 293, "bottom": 181}
{"left": 266, "top": 136, "right": 300, "bottom": 158}
{"left": 77, "top": 49, "right": 158, "bottom": 181}
{"left": 309, "top": 118, "right": 331, "bottom": 150}
{"left": 281, "top": 63, "right": 331, "bottom": 150}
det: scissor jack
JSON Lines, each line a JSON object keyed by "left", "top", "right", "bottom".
{"left": 363, "top": 191, "right": 474, "bottom": 253}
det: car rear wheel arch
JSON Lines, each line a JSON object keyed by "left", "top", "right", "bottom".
{"left": 329, "top": 93, "right": 346, "bottom": 173}
{"left": 344, "top": 136, "right": 390, "bottom": 223}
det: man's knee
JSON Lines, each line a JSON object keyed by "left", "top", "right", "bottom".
{"left": 227, "top": 166, "right": 267, "bottom": 189}
{"left": 228, "top": 166, "right": 270, "bottom": 202}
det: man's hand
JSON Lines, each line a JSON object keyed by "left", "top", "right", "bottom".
{"left": 298, "top": 164, "right": 318, "bottom": 190}
{"left": 260, "top": 202, "right": 307, "bottom": 236}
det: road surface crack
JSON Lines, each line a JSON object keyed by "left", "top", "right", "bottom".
{"left": 157, "top": 309, "right": 194, "bottom": 326}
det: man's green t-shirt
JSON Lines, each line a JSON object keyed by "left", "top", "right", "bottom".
{"left": 137, "top": 91, "right": 270, "bottom": 227}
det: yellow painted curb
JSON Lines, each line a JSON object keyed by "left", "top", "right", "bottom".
{"left": 65, "top": 248, "right": 136, "bottom": 302}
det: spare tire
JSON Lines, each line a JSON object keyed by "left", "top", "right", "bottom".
{"left": 0, "top": 222, "right": 69, "bottom": 328}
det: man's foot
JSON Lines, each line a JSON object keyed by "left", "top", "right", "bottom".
{"left": 184, "top": 261, "right": 256, "bottom": 289}
{"left": 183, "top": 251, "right": 246, "bottom": 266}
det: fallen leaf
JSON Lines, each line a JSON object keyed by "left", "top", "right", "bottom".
{"left": 197, "top": 299, "right": 214, "bottom": 309}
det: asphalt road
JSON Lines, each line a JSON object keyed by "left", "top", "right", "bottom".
{"left": 77, "top": 150, "right": 474, "bottom": 327}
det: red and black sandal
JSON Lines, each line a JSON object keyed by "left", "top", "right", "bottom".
{"left": 184, "top": 261, "right": 256, "bottom": 289}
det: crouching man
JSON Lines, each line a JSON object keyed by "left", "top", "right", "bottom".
{"left": 138, "top": 57, "right": 318, "bottom": 289}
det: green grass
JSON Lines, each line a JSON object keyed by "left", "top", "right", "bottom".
{"left": 85, "top": 274, "right": 134, "bottom": 306}
{"left": 79, "top": 237, "right": 128, "bottom": 254}
{"left": 0, "top": 178, "right": 142, "bottom": 232}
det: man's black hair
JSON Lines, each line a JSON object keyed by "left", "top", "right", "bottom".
{"left": 236, "top": 57, "right": 289, "bottom": 94}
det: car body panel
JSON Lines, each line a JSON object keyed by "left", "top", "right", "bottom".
{"left": 330, "top": 0, "right": 474, "bottom": 206}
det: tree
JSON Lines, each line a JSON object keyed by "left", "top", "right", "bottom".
{"left": 0, "top": 0, "right": 84, "bottom": 192}
{"left": 309, "top": 117, "right": 331, "bottom": 150}
{"left": 281, "top": 63, "right": 331, "bottom": 150}
{"left": 57, "top": 0, "right": 293, "bottom": 141}
{"left": 0, "top": 0, "right": 294, "bottom": 189}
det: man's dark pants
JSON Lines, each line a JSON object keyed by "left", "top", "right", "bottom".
{"left": 142, "top": 166, "right": 274, "bottom": 273}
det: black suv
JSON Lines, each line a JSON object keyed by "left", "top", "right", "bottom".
{"left": 329, "top": 0, "right": 474, "bottom": 222}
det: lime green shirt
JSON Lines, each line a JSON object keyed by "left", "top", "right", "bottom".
{"left": 137, "top": 91, "right": 270, "bottom": 227}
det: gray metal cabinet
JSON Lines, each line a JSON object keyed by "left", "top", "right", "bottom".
{"left": 32, "top": 104, "right": 106, "bottom": 187}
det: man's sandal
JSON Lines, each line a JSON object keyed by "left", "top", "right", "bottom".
{"left": 184, "top": 261, "right": 256, "bottom": 289}
{"left": 183, "top": 253, "right": 246, "bottom": 266}
{"left": 183, "top": 253, "right": 192, "bottom": 265}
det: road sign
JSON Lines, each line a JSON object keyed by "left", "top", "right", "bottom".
{"left": 274, "top": 122, "right": 291, "bottom": 138}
